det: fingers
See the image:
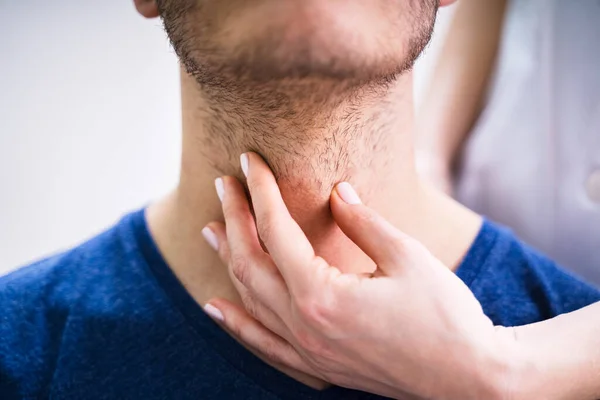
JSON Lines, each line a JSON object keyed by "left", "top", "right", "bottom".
{"left": 241, "top": 153, "right": 320, "bottom": 295}
{"left": 204, "top": 221, "right": 292, "bottom": 324}
{"left": 216, "top": 176, "right": 264, "bottom": 262}
{"left": 204, "top": 299, "right": 320, "bottom": 379}
{"left": 330, "top": 182, "right": 420, "bottom": 274}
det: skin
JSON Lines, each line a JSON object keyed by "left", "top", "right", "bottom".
{"left": 205, "top": 153, "right": 600, "bottom": 400}
{"left": 133, "top": 0, "right": 482, "bottom": 393}
{"left": 130, "top": 0, "right": 600, "bottom": 398}
{"left": 204, "top": 153, "right": 509, "bottom": 400}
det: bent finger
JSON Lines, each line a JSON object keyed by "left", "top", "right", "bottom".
{"left": 242, "top": 152, "right": 322, "bottom": 295}
{"left": 206, "top": 221, "right": 293, "bottom": 321}
{"left": 218, "top": 176, "right": 264, "bottom": 262}
{"left": 205, "top": 299, "right": 321, "bottom": 379}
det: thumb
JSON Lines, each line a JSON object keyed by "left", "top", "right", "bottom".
{"left": 331, "top": 182, "right": 417, "bottom": 275}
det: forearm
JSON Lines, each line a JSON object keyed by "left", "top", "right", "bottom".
{"left": 416, "top": 0, "right": 507, "bottom": 166}
{"left": 509, "top": 302, "right": 600, "bottom": 400}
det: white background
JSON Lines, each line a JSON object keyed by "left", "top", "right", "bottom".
{"left": 0, "top": 1, "right": 455, "bottom": 275}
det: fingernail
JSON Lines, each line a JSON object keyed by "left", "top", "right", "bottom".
{"left": 202, "top": 226, "right": 219, "bottom": 251}
{"left": 215, "top": 177, "right": 225, "bottom": 202}
{"left": 204, "top": 304, "right": 224, "bottom": 322}
{"left": 336, "top": 182, "right": 362, "bottom": 205}
{"left": 240, "top": 153, "right": 249, "bottom": 178}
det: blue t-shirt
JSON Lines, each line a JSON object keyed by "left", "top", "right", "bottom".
{"left": 1, "top": 210, "right": 599, "bottom": 400}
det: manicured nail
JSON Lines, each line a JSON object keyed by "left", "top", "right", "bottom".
{"left": 337, "top": 182, "right": 362, "bottom": 205}
{"left": 240, "top": 153, "right": 249, "bottom": 178}
{"left": 202, "top": 226, "right": 218, "bottom": 251}
{"left": 215, "top": 177, "right": 225, "bottom": 202}
{"left": 204, "top": 304, "right": 224, "bottom": 322}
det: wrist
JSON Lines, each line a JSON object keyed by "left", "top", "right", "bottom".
{"left": 467, "top": 327, "right": 530, "bottom": 400}
{"left": 478, "top": 330, "right": 516, "bottom": 400}
{"left": 423, "top": 327, "right": 523, "bottom": 400}
{"left": 486, "top": 327, "right": 553, "bottom": 400}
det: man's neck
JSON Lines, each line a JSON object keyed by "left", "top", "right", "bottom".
{"left": 146, "top": 68, "right": 481, "bottom": 388}
{"left": 147, "top": 67, "right": 481, "bottom": 322}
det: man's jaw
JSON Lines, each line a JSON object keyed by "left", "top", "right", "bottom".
{"left": 179, "top": 67, "right": 416, "bottom": 192}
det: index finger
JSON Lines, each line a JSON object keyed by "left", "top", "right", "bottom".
{"left": 241, "top": 152, "right": 318, "bottom": 295}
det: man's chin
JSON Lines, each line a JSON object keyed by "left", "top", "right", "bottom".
{"left": 206, "top": 4, "right": 414, "bottom": 84}
{"left": 161, "top": 0, "right": 437, "bottom": 87}
{"left": 185, "top": 34, "right": 411, "bottom": 88}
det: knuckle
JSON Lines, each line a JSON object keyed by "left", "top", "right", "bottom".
{"left": 353, "top": 207, "right": 378, "bottom": 228}
{"left": 221, "top": 193, "right": 238, "bottom": 217}
{"left": 240, "top": 291, "right": 258, "bottom": 318}
{"left": 256, "top": 213, "right": 275, "bottom": 245}
{"left": 218, "top": 242, "right": 230, "bottom": 263}
{"left": 293, "top": 327, "right": 325, "bottom": 355}
{"left": 230, "top": 254, "right": 252, "bottom": 286}
{"left": 296, "top": 295, "right": 336, "bottom": 328}
{"left": 293, "top": 327, "right": 338, "bottom": 366}
{"left": 247, "top": 173, "right": 271, "bottom": 195}
{"left": 311, "top": 256, "right": 330, "bottom": 271}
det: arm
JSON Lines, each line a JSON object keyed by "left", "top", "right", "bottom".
{"left": 510, "top": 302, "right": 600, "bottom": 400}
{"left": 416, "top": 0, "right": 507, "bottom": 192}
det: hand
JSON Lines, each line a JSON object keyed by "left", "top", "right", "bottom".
{"left": 203, "top": 152, "right": 515, "bottom": 400}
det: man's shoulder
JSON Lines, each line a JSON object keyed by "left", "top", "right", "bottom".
{"left": 1, "top": 214, "right": 134, "bottom": 307}
{"left": 461, "top": 220, "right": 600, "bottom": 326}
{"left": 0, "top": 211, "right": 286, "bottom": 400}
{"left": 0, "top": 212, "right": 147, "bottom": 398}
